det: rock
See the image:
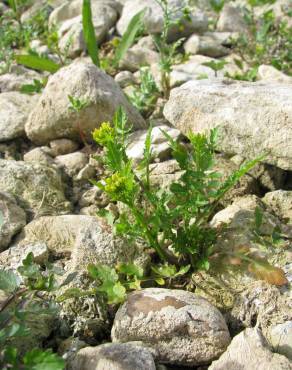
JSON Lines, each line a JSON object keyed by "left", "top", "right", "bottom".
{"left": 0, "top": 192, "right": 26, "bottom": 251}
{"left": 71, "top": 343, "right": 156, "bottom": 370}
{"left": 58, "top": 337, "right": 87, "bottom": 367}
{"left": 0, "top": 242, "right": 48, "bottom": 270}
{"left": 184, "top": 32, "right": 231, "bottom": 58}
{"left": 229, "top": 281, "right": 292, "bottom": 340}
{"left": 50, "top": 138, "right": 79, "bottom": 156}
{"left": 268, "top": 321, "right": 292, "bottom": 360}
{"left": 14, "top": 215, "right": 149, "bottom": 271}
{"left": 117, "top": 0, "right": 208, "bottom": 41}
{"left": 209, "top": 328, "right": 292, "bottom": 370}
{"left": 25, "top": 62, "right": 145, "bottom": 145}
{"left": 0, "top": 67, "right": 43, "bottom": 93}
{"left": 163, "top": 79, "right": 292, "bottom": 170}
{"left": 49, "top": 0, "right": 118, "bottom": 56}
{"left": 126, "top": 125, "right": 181, "bottom": 164}
{"left": 23, "top": 147, "right": 54, "bottom": 165}
{"left": 0, "top": 92, "right": 39, "bottom": 142}
{"left": 0, "top": 159, "right": 71, "bottom": 218}
{"left": 55, "top": 151, "right": 88, "bottom": 177}
{"left": 258, "top": 65, "right": 292, "bottom": 84}
{"left": 263, "top": 191, "right": 292, "bottom": 224}
{"left": 119, "top": 45, "right": 159, "bottom": 72}
{"left": 111, "top": 288, "right": 230, "bottom": 366}
{"left": 217, "top": 4, "right": 247, "bottom": 33}
{"left": 114, "top": 71, "right": 136, "bottom": 88}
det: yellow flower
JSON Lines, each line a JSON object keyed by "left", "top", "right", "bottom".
{"left": 93, "top": 122, "right": 114, "bottom": 145}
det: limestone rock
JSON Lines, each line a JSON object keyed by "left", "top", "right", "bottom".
{"left": 23, "top": 147, "right": 54, "bottom": 165}
{"left": 117, "top": 0, "right": 208, "bottom": 41}
{"left": 0, "top": 92, "right": 39, "bottom": 142}
{"left": 71, "top": 343, "right": 156, "bottom": 370}
{"left": 263, "top": 191, "right": 292, "bottom": 224}
{"left": 268, "top": 321, "right": 292, "bottom": 360}
{"left": 114, "top": 71, "right": 136, "bottom": 88}
{"left": 258, "top": 65, "right": 292, "bottom": 84}
{"left": 0, "top": 192, "right": 26, "bottom": 251}
{"left": 0, "top": 159, "right": 71, "bottom": 218}
{"left": 209, "top": 328, "right": 292, "bottom": 370}
{"left": 55, "top": 151, "right": 88, "bottom": 177}
{"left": 50, "top": 138, "right": 79, "bottom": 156}
{"left": 0, "top": 67, "right": 43, "bottom": 93}
{"left": 164, "top": 79, "right": 292, "bottom": 170}
{"left": 217, "top": 4, "right": 247, "bottom": 33}
{"left": 119, "top": 45, "right": 159, "bottom": 72}
{"left": 184, "top": 32, "right": 231, "bottom": 58}
{"left": 25, "top": 62, "right": 145, "bottom": 145}
{"left": 111, "top": 288, "right": 230, "bottom": 366}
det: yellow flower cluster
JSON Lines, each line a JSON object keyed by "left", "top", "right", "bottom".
{"left": 93, "top": 122, "right": 114, "bottom": 145}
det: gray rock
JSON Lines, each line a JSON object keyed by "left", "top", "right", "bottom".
{"left": 163, "top": 79, "right": 292, "bottom": 170}
{"left": 0, "top": 92, "right": 39, "bottom": 142}
{"left": 50, "top": 138, "right": 79, "bottom": 156}
{"left": 117, "top": 0, "right": 208, "bottom": 41}
{"left": 71, "top": 343, "right": 156, "bottom": 370}
{"left": 126, "top": 125, "right": 181, "bottom": 164}
{"left": 184, "top": 32, "right": 231, "bottom": 58}
{"left": 49, "top": 0, "right": 118, "bottom": 56}
{"left": 111, "top": 288, "right": 230, "bottom": 366}
{"left": 263, "top": 191, "right": 292, "bottom": 224}
{"left": 268, "top": 321, "right": 292, "bottom": 360}
{"left": 0, "top": 242, "right": 48, "bottom": 270}
{"left": 217, "top": 4, "right": 247, "bottom": 33}
{"left": 0, "top": 192, "right": 26, "bottom": 251}
{"left": 0, "top": 67, "right": 43, "bottom": 93}
{"left": 258, "top": 65, "right": 292, "bottom": 84}
{"left": 209, "top": 328, "right": 292, "bottom": 370}
{"left": 23, "top": 147, "right": 54, "bottom": 165}
{"left": 0, "top": 159, "right": 71, "bottom": 218}
{"left": 14, "top": 215, "right": 149, "bottom": 271}
{"left": 55, "top": 151, "right": 88, "bottom": 177}
{"left": 25, "top": 62, "right": 145, "bottom": 144}
{"left": 119, "top": 45, "right": 159, "bottom": 72}
{"left": 114, "top": 71, "right": 136, "bottom": 88}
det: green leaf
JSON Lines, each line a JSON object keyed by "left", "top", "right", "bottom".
{"left": 7, "top": 0, "right": 17, "bottom": 13}
{"left": 82, "top": 0, "right": 100, "bottom": 67}
{"left": 155, "top": 277, "right": 165, "bottom": 285}
{"left": 113, "top": 9, "right": 146, "bottom": 66}
{"left": 0, "top": 270, "right": 21, "bottom": 293}
{"left": 151, "top": 264, "right": 177, "bottom": 278}
{"left": 23, "top": 349, "right": 65, "bottom": 370}
{"left": 117, "top": 263, "right": 144, "bottom": 278}
{"left": 15, "top": 55, "right": 60, "bottom": 73}
{"left": 106, "top": 282, "right": 126, "bottom": 304}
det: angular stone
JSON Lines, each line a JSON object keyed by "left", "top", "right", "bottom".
{"left": 112, "top": 288, "right": 230, "bottom": 366}
{"left": 164, "top": 79, "right": 292, "bottom": 170}
{"left": 209, "top": 328, "right": 292, "bottom": 370}
{"left": 55, "top": 152, "right": 88, "bottom": 177}
{"left": 25, "top": 62, "right": 145, "bottom": 144}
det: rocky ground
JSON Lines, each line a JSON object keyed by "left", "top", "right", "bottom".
{"left": 0, "top": 0, "right": 291, "bottom": 369}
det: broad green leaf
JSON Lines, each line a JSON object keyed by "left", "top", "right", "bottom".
{"left": 113, "top": 9, "right": 146, "bottom": 66}
{"left": 23, "top": 349, "right": 65, "bottom": 370}
{"left": 106, "top": 282, "right": 126, "bottom": 304}
{"left": 82, "top": 0, "right": 100, "bottom": 67}
{"left": 117, "top": 263, "right": 144, "bottom": 278}
{"left": 0, "top": 270, "right": 21, "bottom": 293}
{"left": 155, "top": 277, "right": 165, "bottom": 285}
{"left": 151, "top": 264, "right": 177, "bottom": 278}
{"left": 16, "top": 55, "right": 60, "bottom": 73}
{"left": 176, "top": 264, "right": 191, "bottom": 276}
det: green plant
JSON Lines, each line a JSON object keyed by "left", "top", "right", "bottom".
{"left": 82, "top": 0, "right": 100, "bottom": 67}
{"left": 128, "top": 68, "right": 159, "bottom": 117}
{"left": 68, "top": 95, "right": 90, "bottom": 148}
{"left": 16, "top": 54, "right": 61, "bottom": 73}
{"left": 203, "top": 60, "right": 227, "bottom": 77}
{"left": 209, "top": 0, "right": 225, "bottom": 13}
{"left": 92, "top": 108, "right": 263, "bottom": 273}
{"left": 0, "top": 253, "right": 65, "bottom": 369}
{"left": 233, "top": 7, "right": 292, "bottom": 75}
{"left": 152, "top": 0, "right": 191, "bottom": 98}
{"left": 20, "top": 78, "right": 47, "bottom": 94}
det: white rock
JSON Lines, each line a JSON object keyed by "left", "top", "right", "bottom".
{"left": 119, "top": 45, "right": 159, "bottom": 72}
{"left": 184, "top": 32, "right": 231, "bottom": 58}
{"left": 55, "top": 151, "right": 88, "bottom": 177}
{"left": 217, "top": 4, "right": 247, "bottom": 33}
{"left": 25, "top": 62, "right": 145, "bottom": 144}
{"left": 112, "top": 288, "right": 230, "bottom": 366}
{"left": 263, "top": 191, "right": 292, "bottom": 224}
{"left": 0, "top": 68, "right": 43, "bottom": 93}
{"left": 258, "top": 65, "right": 292, "bottom": 84}
{"left": 50, "top": 138, "right": 79, "bottom": 156}
{"left": 164, "top": 79, "right": 292, "bottom": 170}
{"left": 0, "top": 92, "right": 39, "bottom": 142}
{"left": 268, "top": 321, "right": 292, "bottom": 360}
{"left": 0, "top": 159, "right": 72, "bottom": 217}
{"left": 71, "top": 343, "right": 156, "bottom": 370}
{"left": 23, "top": 147, "right": 54, "bottom": 165}
{"left": 114, "top": 71, "right": 136, "bottom": 88}
{"left": 209, "top": 328, "right": 292, "bottom": 370}
{"left": 117, "top": 0, "right": 208, "bottom": 41}
{"left": 0, "top": 192, "right": 26, "bottom": 251}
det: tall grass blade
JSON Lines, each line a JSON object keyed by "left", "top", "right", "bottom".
{"left": 82, "top": 0, "right": 100, "bottom": 67}
{"left": 16, "top": 54, "right": 61, "bottom": 73}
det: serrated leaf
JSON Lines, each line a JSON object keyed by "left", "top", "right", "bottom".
{"left": 248, "top": 261, "right": 288, "bottom": 286}
{"left": 113, "top": 8, "right": 146, "bottom": 66}
{"left": 16, "top": 55, "right": 60, "bottom": 73}
{"left": 23, "top": 349, "right": 65, "bottom": 370}
{"left": 82, "top": 0, "right": 100, "bottom": 67}
{"left": 0, "top": 270, "right": 21, "bottom": 293}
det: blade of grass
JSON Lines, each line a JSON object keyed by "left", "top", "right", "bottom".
{"left": 82, "top": 0, "right": 100, "bottom": 67}
{"left": 15, "top": 54, "right": 61, "bottom": 73}
{"left": 113, "top": 8, "right": 146, "bottom": 67}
